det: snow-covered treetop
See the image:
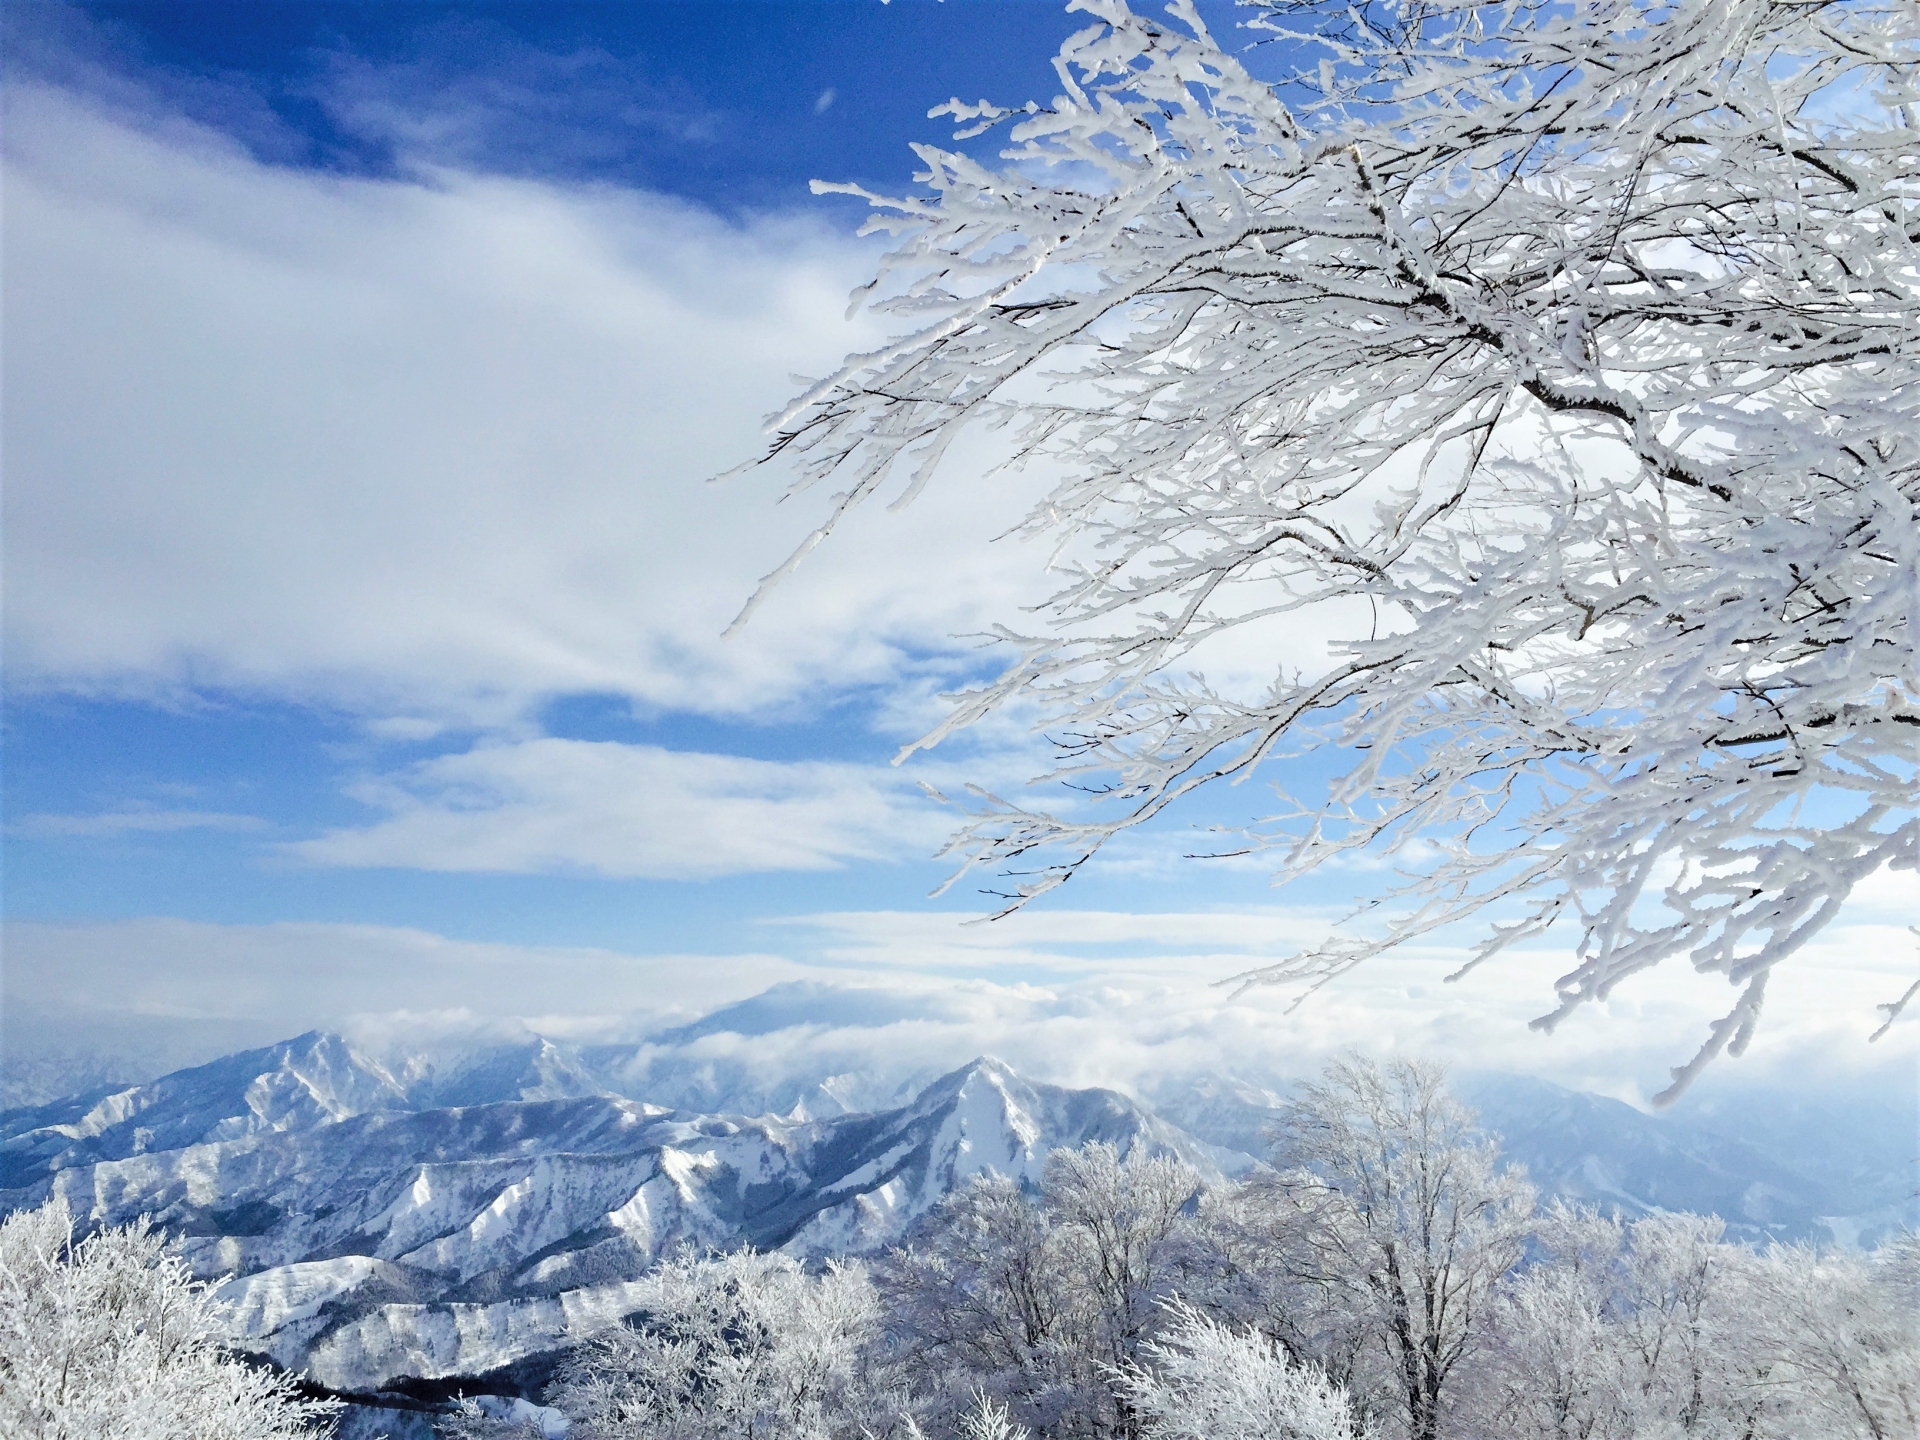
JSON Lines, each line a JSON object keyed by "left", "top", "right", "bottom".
{"left": 744, "top": 0, "right": 1920, "bottom": 1097}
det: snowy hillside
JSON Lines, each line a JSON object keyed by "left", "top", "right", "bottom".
{"left": 1146, "top": 1068, "right": 1914, "bottom": 1249}
{"left": 3, "top": 999, "right": 1913, "bottom": 1400}
{"left": 1457, "top": 1074, "right": 1843, "bottom": 1240}
{"left": 0, "top": 1033, "right": 412, "bottom": 1187}
{"left": 0, "top": 1043, "right": 1224, "bottom": 1393}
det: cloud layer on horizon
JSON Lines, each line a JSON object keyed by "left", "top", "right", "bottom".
{"left": 9, "top": 901, "right": 1914, "bottom": 1111}
{"left": 285, "top": 738, "right": 947, "bottom": 878}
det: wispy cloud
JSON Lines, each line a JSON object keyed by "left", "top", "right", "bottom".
{"left": 9, "top": 911, "right": 1913, "bottom": 1112}
{"left": 0, "top": 79, "right": 1056, "bottom": 729}
{"left": 285, "top": 739, "right": 945, "bottom": 878}
{"left": 771, "top": 906, "right": 1343, "bottom": 974}
{"left": 12, "top": 808, "right": 267, "bottom": 838}
{"left": 308, "top": 21, "right": 729, "bottom": 175}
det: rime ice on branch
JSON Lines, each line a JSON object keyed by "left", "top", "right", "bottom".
{"left": 743, "top": 0, "right": 1920, "bottom": 1095}
{"left": 0, "top": 1200, "right": 333, "bottom": 1439}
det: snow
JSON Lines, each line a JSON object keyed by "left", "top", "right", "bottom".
{"left": 217, "top": 1255, "right": 385, "bottom": 1335}
{"left": 302, "top": 1281, "right": 652, "bottom": 1390}
{"left": 469, "top": 1396, "right": 570, "bottom": 1440}
{"left": 3, "top": 1025, "right": 1907, "bottom": 1394}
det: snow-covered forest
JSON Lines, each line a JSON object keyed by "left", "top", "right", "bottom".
{"left": 0, "top": 1199, "right": 334, "bottom": 1440}
{"left": 6, "top": 1058, "right": 1915, "bottom": 1440}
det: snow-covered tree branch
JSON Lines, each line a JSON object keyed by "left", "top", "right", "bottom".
{"left": 747, "top": 0, "right": 1920, "bottom": 1091}
{"left": 0, "top": 1198, "right": 335, "bottom": 1440}
{"left": 1113, "top": 1301, "right": 1372, "bottom": 1440}
{"left": 549, "top": 1248, "right": 886, "bottom": 1440}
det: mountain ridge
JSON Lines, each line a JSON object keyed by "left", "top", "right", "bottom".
{"left": 1, "top": 1045, "right": 1222, "bottom": 1393}
{"left": 3, "top": 1018, "right": 1912, "bottom": 1398}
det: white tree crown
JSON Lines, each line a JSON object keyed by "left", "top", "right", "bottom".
{"left": 744, "top": 0, "right": 1919, "bottom": 1096}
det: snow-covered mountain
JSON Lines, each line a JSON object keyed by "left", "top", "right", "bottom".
{"left": 1145, "top": 1068, "right": 1916, "bottom": 1249}
{"left": 0, "top": 1033, "right": 413, "bottom": 1187}
{"left": 1457, "top": 1073, "right": 1841, "bottom": 1239}
{"left": 1659, "top": 1081, "right": 1920, "bottom": 1247}
{"left": 4, "top": 1005, "right": 1912, "bottom": 1401}
{"left": 0, "top": 1039, "right": 1227, "bottom": 1394}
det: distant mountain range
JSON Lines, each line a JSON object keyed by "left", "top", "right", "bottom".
{"left": 2, "top": 1005, "right": 1914, "bottom": 1402}
{"left": 0, "top": 1036, "right": 1229, "bottom": 1395}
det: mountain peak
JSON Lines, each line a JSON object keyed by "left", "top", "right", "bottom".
{"left": 907, "top": 1055, "right": 1032, "bottom": 1118}
{"left": 645, "top": 981, "right": 958, "bottom": 1045}
{"left": 943, "top": 1054, "right": 1022, "bottom": 1086}
{"left": 8, "top": 1023, "right": 1909, "bottom": 1401}
{"left": 0, "top": 1028, "right": 409, "bottom": 1183}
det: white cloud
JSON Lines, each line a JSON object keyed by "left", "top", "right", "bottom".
{"left": 771, "top": 906, "right": 1345, "bottom": 972}
{"left": 1, "top": 72, "right": 1385, "bottom": 735}
{"left": 0, "top": 79, "right": 1056, "bottom": 728}
{"left": 6, "top": 907, "right": 1913, "bottom": 1110}
{"left": 285, "top": 737, "right": 945, "bottom": 878}
{"left": 771, "top": 892, "right": 1920, "bottom": 1103}
{"left": 306, "top": 26, "right": 729, "bottom": 166}
{"left": 2, "top": 916, "right": 822, "bottom": 1041}
{"left": 10, "top": 808, "right": 267, "bottom": 837}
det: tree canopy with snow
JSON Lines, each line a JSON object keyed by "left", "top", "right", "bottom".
{"left": 547, "top": 1248, "right": 882, "bottom": 1440}
{"left": 0, "top": 1198, "right": 334, "bottom": 1440}
{"left": 526, "top": 1084, "right": 1920, "bottom": 1439}
{"left": 745, "top": 0, "right": 1920, "bottom": 1094}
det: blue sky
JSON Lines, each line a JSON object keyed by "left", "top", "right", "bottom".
{"left": 3, "top": 0, "right": 1103, "bottom": 940}
{"left": 4, "top": 0, "right": 1915, "bottom": 1104}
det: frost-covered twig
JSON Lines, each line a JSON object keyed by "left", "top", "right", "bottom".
{"left": 748, "top": 0, "right": 1920, "bottom": 1090}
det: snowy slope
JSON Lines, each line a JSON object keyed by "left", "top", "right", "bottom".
{"left": 1662, "top": 1081, "right": 1919, "bottom": 1244}
{"left": 1456, "top": 1073, "right": 1838, "bottom": 1239}
{"left": 1150, "top": 1068, "right": 1906, "bottom": 1248}
{"left": 0, "top": 1032, "right": 412, "bottom": 1188}
{"left": 0, "top": 1051, "right": 1226, "bottom": 1394}
{"left": 1147, "top": 1074, "right": 1288, "bottom": 1159}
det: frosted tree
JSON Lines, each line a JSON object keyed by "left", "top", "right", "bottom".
{"left": 1254, "top": 1058, "right": 1534, "bottom": 1440}
{"left": 439, "top": 1394, "right": 571, "bottom": 1440}
{"left": 1112, "top": 1301, "right": 1372, "bottom": 1440}
{"left": 0, "top": 1196, "right": 334, "bottom": 1440}
{"left": 1474, "top": 1208, "right": 1920, "bottom": 1439}
{"left": 1476, "top": 1262, "right": 1618, "bottom": 1438}
{"left": 878, "top": 1144, "right": 1207, "bottom": 1440}
{"left": 878, "top": 1174, "right": 1074, "bottom": 1432}
{"left": 551, "top": 1248, "right": 885, "bottom": 1440}
{"left": 1606, "top": 1212, "right": 1758, "bottom": 1434}
{"left": 897, "top": 1393, "right": 1037, "bottom": 1440}
{"left": 1471, "top": 1203, "right": 1632, "bottom": 1439}
{"left": 1741, "top": 1235, "right": 1920, "bottom": 1440}
{"left": 745, "top": 0, "right": 1920, "bottom": 1092}
{"left": 1041, "top": 1142, "right": 1208, "bottom": 1379}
